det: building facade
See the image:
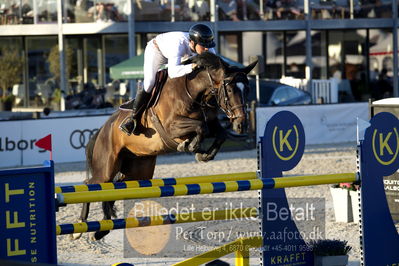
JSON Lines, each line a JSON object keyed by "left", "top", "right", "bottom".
{"left": 0, "top": 0, "right": 398, "bottom": 110}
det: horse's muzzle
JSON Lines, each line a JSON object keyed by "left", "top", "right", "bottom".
{"left": 232, "top": 117, "right": 247, "bottom": 135}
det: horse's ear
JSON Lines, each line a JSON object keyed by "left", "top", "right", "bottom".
{"left": 242, "top": 60, "right": 258, "bottom": 75}
{"left": 221, "top": 59, "right": 239, "bottom": 75}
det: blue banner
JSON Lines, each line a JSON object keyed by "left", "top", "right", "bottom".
{"left": 361, "top": 112, "right": 399, "bottom": 265}
{"left": 0, "top": 161, "right": 57, "bottom": 264}
{"left": 260, "top": 111, "right": 312, "bottom": 265}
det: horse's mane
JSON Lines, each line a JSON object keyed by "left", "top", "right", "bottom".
{"left": 185, "top": 52, "right": 222, "bottom": 69}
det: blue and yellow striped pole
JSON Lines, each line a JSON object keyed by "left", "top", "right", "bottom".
{"left": 56, "top": 207, "right": 258, "bottom": 235}
{"left": 55, "top": 172, "right": 257, "bottom": 193}
{"left": 56, "top": 173, "right": 357, "bottom": 205}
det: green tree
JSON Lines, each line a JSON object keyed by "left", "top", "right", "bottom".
{"left": 0, "top": 47, "right": 23, "bottom": 99}
{"left": 48, "top": 44, "right": 74, "bottom": 84}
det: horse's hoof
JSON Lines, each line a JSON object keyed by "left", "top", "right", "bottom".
{"left": 70, "top": 219, "right": 85, "bottom": 240}
{"left": 89, "top": 230, "right": 110, "bottom": 241}
{"left": 89, "top": 232, "right": 97, "bottom": 241}
{"left": 195, "top": 153, "right": 209, "bottom": 162}
{"left": 70, "top": 232, "right": 83, "bottom": 240}
{"left": 177, "top": 139, "right": 190, "bottom": 152}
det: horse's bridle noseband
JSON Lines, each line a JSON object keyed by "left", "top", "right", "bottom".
{"left": 218, "top": 72, "right": 246, "bottom": 120}
{"left": 185, "top": 67, "right": 246, "bottom": 120}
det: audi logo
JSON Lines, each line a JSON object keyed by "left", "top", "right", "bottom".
{"left": 69, "top": 129, "right": 99, "bottom": 149}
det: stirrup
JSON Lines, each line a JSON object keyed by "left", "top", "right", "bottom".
{"left": 119, "top": 117, "right": 136, "bottom": 136}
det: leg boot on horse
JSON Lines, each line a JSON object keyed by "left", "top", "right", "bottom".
{"left": 119, "top": 88, "right": 151, "bottom": 136}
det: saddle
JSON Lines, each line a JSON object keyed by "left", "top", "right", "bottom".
{"left": 119, "top": 69, "right": 168, "bottom": 111}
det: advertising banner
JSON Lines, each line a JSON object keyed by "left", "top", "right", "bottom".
{"left": 0, "top": 116, "right": 109, "bottom": 168}
{"left": 0, "top": 161, "right": 57, "bottom": 264}
{"left": 256, "top": 103, "right": 368, "bottom": 145}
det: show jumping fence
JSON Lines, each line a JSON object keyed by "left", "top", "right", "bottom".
{"left": 55, "top": 171, "right": 257, "bottom": 193}
{"left": 1, "top": 110, "right": 399, "bottom": 266}
{"left": 56, "top": 173, "right": 357, "bottom": 205}
{"left": 56, "top": 207, "right": 258, "bottom": 236}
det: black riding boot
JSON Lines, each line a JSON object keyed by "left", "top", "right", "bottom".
{"left": 119, "top": 88, "right": 151, "bottom": 136}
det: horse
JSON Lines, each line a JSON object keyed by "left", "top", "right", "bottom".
{"left": 73, "top": 52, "right": 257, "bottom": 240}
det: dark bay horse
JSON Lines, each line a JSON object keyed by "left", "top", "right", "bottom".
{"left": 73, "top": 52, "right": 257, "bottom": 240}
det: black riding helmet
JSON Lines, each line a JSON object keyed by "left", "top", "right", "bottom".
{"left": 189, "top": 24, "right": 215, "bottom": 48}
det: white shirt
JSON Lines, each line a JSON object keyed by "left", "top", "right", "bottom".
{"left": 155, "top": 32, "right": 216, "bottom": 78}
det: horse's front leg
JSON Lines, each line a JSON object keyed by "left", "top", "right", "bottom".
{"left": 195, "top": 119, "right": 227, "bottom": 162}
{"left": 170, "top": 118, "right": 206, "bottom": 153}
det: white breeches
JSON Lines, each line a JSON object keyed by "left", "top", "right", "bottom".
{"left": 143, "top": 40, "right": 167, "bottom": 93}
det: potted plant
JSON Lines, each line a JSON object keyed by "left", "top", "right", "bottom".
{"left": 330, "top": 182, "right": 360, "bottom": 223}
{"left": 310, "top": 239, "right": 352, "bottom": 266}
{"left": 0, "top": 94, "right": 15, "bottom": 111}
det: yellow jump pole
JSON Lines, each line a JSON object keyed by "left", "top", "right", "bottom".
{"left": 57, "top": 173, "right": 357, "bottom": 205}
{"left": 173, "top": 237, "right": 262, "bottom": 266}
{"left": 55, "top": 172, "right": 257, "bottom": 193}
{"left": 56, "top": 207, "right": 258, "bottom": 235}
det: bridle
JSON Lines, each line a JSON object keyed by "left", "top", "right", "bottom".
{"left": 218, "top": 72, "right": 246, "bottom": 120}
{"left": 184, "top": 67, "right": 246, "bottom": 120}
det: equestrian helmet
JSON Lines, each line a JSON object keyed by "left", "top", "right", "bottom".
{"left": 189, "top": 24, "right": 215, "bottom": 48}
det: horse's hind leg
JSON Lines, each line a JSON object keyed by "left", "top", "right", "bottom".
{"left": 73, "top": 154, "right": 120, "bottom": 241}
{"left": 91, "top": 201, "right": 116, "bottom": 241}
{"left": 70, "top": 179, "right": 92, "bottom": 240}
{"left": 92, "top": 155, "right": 156, "bottom": 241}
{"left": 89, "top": 165, "right": 121, "bottom": 241}
{"left": 92, "top": 175, "right": 124, "bottom": 240}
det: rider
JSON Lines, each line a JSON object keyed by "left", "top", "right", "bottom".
{"left": 120, "top": 23, "right": 216, "bottom": 136}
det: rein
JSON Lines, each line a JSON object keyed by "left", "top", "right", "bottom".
{"left": 184, "top": 68, "right": 216, "bottom": 109}
{"left": 184, "top": 68, "right": 245, "bottom": 119}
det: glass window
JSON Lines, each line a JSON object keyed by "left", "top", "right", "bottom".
{"left": 187, "top": 0, "right": 210, "bottom": 21}
{"left": 312, "top": 30, "right": 328, "bottom": 79}
{"left": 0, "top": 0, "right": 61, "bottom": 24}
{"left": 37, "top": 0, "right": 57, "bottom": 23}
{"left": 265, "top": 31, "right": 283, "bottom": 79}
{"left": 0, "top": 1, "right": 21, "bottom": 25}
{"left": 217, "top": 0, "right": 240, "bottom": 21}
{"left": 286, "top": 31, "right": 306, "bottom": 78}
{"left": 21, "top": 0, "right": 34, "bottom": 24}
{"left": 219, "top": 33, "right": 240, "bottom": 62}
{"left": 273, "top": 87, "right": 289, "bottom": 102}
{"left": 66, "top": 0, "right": 94, "bottom": 23}
{"left": 369, "top": 29, "right": 394, "bottom": 100}
{"left": 264, "top": 31, "right": 305, "bottom": 79}
{"left": 328, "top": 30, "right": 367, "bottom": 102}
{"left": 262, "top": 0, "right": 304, "bottom": 20}
{"left": 26, "top": 36, "right": 57, "bottom": 108}
{"left": 65, "top": 0, "right": 125, "bottom": 23}
{"left": 0, "top": 37, "right": 24, "bottom": 108}
{"left": 64, "top": 38, "right": 81, "bottom": 94}
{"left": 84, "top": 37, "right": 101, "bottom": 88}
{"left": 135, "top": 0, "right": 192, "bottom": 21}
{"left": 287, "top": 86, "right": 301, "bottom": 97}
{"left": 104, "top": 34, "right": 129, "bottom": 85}
{"left": 355, "top": 0, "right": 392, "bottom": 18}
{"left": 112, "top": 0, "right": 129, "bottom": 21}
{"left": 311, "top": 0, "right": 350, "bottom": 20}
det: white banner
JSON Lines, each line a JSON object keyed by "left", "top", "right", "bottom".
{"left": 256, "top": 103, "right": 369, "bottom": 145}
{"left": 0, "top": 115, "right": 110, "bottom": 168}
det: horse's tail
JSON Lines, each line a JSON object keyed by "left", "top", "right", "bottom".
{"left": 85, "top": 128, "right": 101, "bottom": 181}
